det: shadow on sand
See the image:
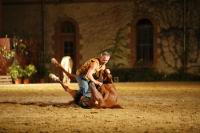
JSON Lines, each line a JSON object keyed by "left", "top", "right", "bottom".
{"left": 0, "top": 100, "right": 79, "bottom": 108}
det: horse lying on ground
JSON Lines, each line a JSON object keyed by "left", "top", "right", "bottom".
{"left": 50, "top": 58, "right": 121, "bottom": 109}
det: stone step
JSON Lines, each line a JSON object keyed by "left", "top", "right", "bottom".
{"left": 0, "top": 75, "right": 13, "bottom": 84}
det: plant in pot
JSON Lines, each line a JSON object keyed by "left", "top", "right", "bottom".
{"left": 23, "top": 64, "right": 37, "bottom": 84}
{"left": 13, "top": 36, "right": 30, "bottom": 67}
{"left": 8, "top": 63, "right": 23, "bottom": 84}
{"left": 0, "top": 47, "right": 15, "bottom": 74}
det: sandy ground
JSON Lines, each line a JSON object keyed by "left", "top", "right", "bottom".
{"left": 0, "top": 82, "right": 200, "bottom": 133}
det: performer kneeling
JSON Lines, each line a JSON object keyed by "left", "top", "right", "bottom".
{"left": 50, "top": 58, "right": 121, "bottom": 109}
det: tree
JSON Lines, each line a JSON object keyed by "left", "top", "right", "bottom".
{"left": 102, "top": 24, "right": 131, "bottom": 68}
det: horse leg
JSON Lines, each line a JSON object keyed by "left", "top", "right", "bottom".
{"left": 51, "top": 58, "right": 76, "bottom": 81}
{"left": 89, "top": 82, "right": 104, "bottom": 107}
{"left": 49, "top": 73, "right": 77, "bottom": 98}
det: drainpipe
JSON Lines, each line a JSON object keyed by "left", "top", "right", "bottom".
{"left": 183, "top": 0, "right": 186, "bottom": 73}
{"left": 41, "top": 0, "right": 45, "bottom": 64}
{"left": 0, "top": 0, "right": 3, "bottom": 32}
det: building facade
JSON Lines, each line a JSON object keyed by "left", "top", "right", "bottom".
{"left": 1, "top": 0, "right": 200, "bottom": 77}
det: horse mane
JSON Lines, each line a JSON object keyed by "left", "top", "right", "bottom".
{"left": 101, "top": 70, "right": 113, "bottom": 84}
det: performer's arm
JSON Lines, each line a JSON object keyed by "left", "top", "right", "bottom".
{"left": 86, "top": 62, "right": 102, "bottom": 86}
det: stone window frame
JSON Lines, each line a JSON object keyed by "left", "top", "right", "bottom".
{"left": 136, "top": 19, "right": 154, "bottom": 66}
{"left": 129, "top": 16, "right": 159, "bottom": 68}
{"left": 53, "top": 16, "right": 81, "bottom": 71}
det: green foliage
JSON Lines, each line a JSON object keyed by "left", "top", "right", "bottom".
{"left": 8, "top": 63, "right": 23, "bottom": 80}
{"left": 0, "top": 35, "right": 30, "bottom": 60}
{"left": 111, "top": 68, "right": 200, "bottom": 82}
{"left": 103, "top": 24, "right": 130, "bottom": 68}
{"left": 0, "top": 47, "right": 15, "bottom": 60}
{"left": 161, "top": 70, "right": 200, "bottom": 81}
{"left": 13, "top": 36, "right": 29, "bottom": 56}
{"left": 23, "top": 64, "right": 37, "bottom": 78}
{"left": 111, "top": 68, "right": 162, "bottom": 82}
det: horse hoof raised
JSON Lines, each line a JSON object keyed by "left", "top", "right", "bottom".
{"left": 49, "top": 73, "right": 60, "bottom": 82}
{"left": 51, "top": 58, "right": 59, "bottom": 66}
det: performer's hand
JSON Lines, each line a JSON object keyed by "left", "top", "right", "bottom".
{"left": 95, "top": 81, "right": 103, "bottom": 86}
{"left": 105, "top": 69, "right": 111, "bottom": 74}
{"left": 98, "top": 82, "right": 103, "bottom": 86}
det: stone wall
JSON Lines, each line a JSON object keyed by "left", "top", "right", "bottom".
{"left": 2, "top": 0, "right": 200, "bottom": 75}
{"left": 3, "top": 4, "right": 42, "bottom": 42}
{"left": 132, "top": 0, "right": 200, "bottom": 74}
{"left": 45, "top": 2, "right": 134, "bottom": 68}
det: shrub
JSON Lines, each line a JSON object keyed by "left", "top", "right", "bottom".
{"left": 111, "top": 68, "right": 200, "bottom": 82}
{"left": 23, "top": 64, "right": 37, "bottom": 78}
{"left": 8, "top": 63, "right": 23, "bottom": 80}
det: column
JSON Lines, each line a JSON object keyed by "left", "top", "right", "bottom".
{"left": 0, "top": 0, "right": 2, "bottom": 32}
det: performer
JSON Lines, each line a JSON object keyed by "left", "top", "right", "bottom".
{"left": 74, "top": 51, "right": 111, "bottom": 103}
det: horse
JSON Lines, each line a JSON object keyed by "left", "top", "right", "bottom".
{"left": 50, "top": 58, "right": 121, "bottom": 108}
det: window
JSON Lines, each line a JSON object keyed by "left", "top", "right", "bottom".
{"left": 53, "top": 17, "right": 80, "bottom": 76}
{"left": 64, "top": 41, "right": 74, "bottom": 57}
{"left": 136, "top": 19, "right": 154, "bottom": 66}
{"left": 61, "top": 21, "right": 75, "bottom": 33}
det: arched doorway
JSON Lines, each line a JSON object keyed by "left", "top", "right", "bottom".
{"left": 53, "top": 17, "right": 80, "bottom": 79}
{"left": 136, "top": 19, "right": 154, "bottom": 67}
{"left": 61, "top": 20, "right": 76, "bottom": 70}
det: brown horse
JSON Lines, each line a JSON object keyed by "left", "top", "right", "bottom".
{"left": 50, "top": 58, "right": 121, "bottom": 108}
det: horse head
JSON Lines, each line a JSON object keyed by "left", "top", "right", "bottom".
{"left": 101, "top": 69, "right": 113, "bottom": 84}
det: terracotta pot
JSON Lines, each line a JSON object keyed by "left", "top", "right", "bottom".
{"left": 40, "top": 78, "right": 45, "bottom": 83}
{"left": 15, "top": 78, "right": 22, "bottom": 84}
{"left": 23, "top": 78, "right": 30, "bottom": 84}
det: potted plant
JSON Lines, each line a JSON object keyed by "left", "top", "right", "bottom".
{"left": 12, "top": 36, "right": 30, "bottom": 67}
{"left": 23, "top": 64, "right": 37, "bottom": 84}
{"left": 0, "top": 47, "right": 15, "bottom": 74}
{"left": 8, "top": 63, "right": 23, "bottom": 84}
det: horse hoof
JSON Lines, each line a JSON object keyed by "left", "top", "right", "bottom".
{"left": 51, "top": 58, "right": 59, "bottom": 65}
{"left": 49, "top": 73, "right": 60, "bottom": 82}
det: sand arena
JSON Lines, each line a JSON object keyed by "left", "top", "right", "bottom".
{"left": 0, "top": 82, "right": 200, "bottom": 133}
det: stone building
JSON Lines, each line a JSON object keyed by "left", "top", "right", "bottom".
{"left": 0, "top": 0, "right": 200, "bottom": 80}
